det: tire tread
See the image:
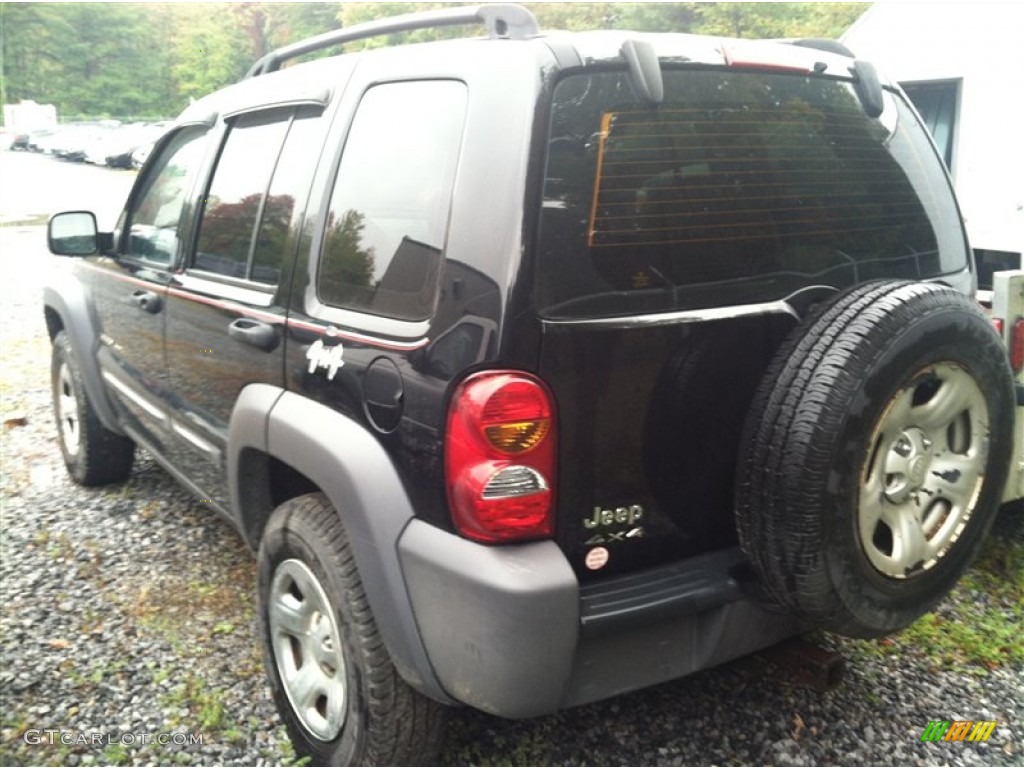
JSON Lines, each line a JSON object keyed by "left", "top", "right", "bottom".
{"left": 51, "top": 331, "right": 134, "bottom": 486}
{"left": 259, "top": 493, "right": 446, "bottom": 766}
{"left": 735, "top": 281, "right": 1014, "bottom": 637}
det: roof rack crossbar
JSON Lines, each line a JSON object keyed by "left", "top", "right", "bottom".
{"left": 245, "top": 3, "right": 539, "bottom": 78}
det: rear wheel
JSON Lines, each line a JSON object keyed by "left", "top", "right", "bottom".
{"left": 258, "top": 493, "right": 446, "bottom": 766}
{"left": 736, "top": 281, "right": 1014, "bottom": 638}
{"left": 859, "top": 362, "right": 990, "bottom": 579}
{"left": 51, "top": 331, "right": 134, "bottom": 486}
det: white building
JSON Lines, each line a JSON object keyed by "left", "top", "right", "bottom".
{"left": 842, "top": 2, "right": 1024, "bottom": 290}
{"left": 2, "top": 99, "right": 58, "bottom": 132}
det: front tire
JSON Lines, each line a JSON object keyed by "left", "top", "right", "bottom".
{"left": 257, "top": 493, "right": 446, "bottom": 766}
{"left": 51, "top": 331, "right": 134, "bottom": 486}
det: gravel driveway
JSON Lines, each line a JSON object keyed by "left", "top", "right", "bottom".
{"left": 0, "top": 152, "right": 1021, "bottom": 767}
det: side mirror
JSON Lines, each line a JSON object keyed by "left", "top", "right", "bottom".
{"left": 48, "top": 211, "right": 99, "bottom": 256}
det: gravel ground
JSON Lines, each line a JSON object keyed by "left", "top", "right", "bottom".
{"left": 1, "top": 161, "right": 1022, "bottom": 767}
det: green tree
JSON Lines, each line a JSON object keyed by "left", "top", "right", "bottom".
{"left": 336, "top": 2, "right": 865, "bottom": 43}
{"left": 168, "top": 4, "right": 252, "bottom": 103}
{"left": 2, "top": 3, "right": 172, "bottom": 119}
{"left": 338, "top": 3, "right": 468, "bottom": 50}
{"left": 1, "top": 2, "right": 871, "bottom": 125}
{"left": 693, "top": 2, "right": 867, "bottom": 38}
{"left": 263, "top": 3, "right": 343, "bottom": 51}
{"left": 0, "top": 4, "right": 75, "bottom": 108}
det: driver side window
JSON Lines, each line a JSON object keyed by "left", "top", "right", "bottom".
{"left": 125, "top": 127, "right": 208, "bottom": 265}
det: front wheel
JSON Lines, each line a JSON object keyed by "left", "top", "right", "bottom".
{"left": 257, "top": 493, "right": 446, "bottom": 766}
{"left": 51, "top": 331, "right": 134, "bottom": 486}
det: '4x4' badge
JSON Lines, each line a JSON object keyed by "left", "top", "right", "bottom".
{"left": 306, "top": 339, "right": 345, "bottom": 380}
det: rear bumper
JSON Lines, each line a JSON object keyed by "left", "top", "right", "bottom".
{"left": 397, "top": 520, "right": 800, "bottom": 718}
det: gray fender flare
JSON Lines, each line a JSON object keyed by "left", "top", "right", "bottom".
{"left": 43, "top": 270, "right": 124, "bottom": 434}
{"left": 227, "top": 384, "right": 453, "bottom": 705}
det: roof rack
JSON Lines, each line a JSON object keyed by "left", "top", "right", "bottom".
{"left": 245, "top": 3, "right": 540, "bottom": 78}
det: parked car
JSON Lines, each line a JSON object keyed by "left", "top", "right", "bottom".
{"left": 34, "top": 126, "right": 69, "bottom": 155}
{"left": 25, "top": 128, "right": 54, "bottom": 152}
{"left": 82, "top": 126, "right": 120, "bottom": 165}
{"left": 81, "top": 122, "right": 168, "bottom": 168}
{"left": 130, "top": 140, "right": 154, "bottom": 169}
{"left": 63, "top": 124, "right": 118, "bottom": 162}
{"left": 41, "top": 122, "right": 117, "bottom": 162}
{"left": 6, "top": 131, "right": 30, "bottom": 150}
{"left": 108, "top": 123, "right": 168, "bottom": 168}
{"left": 43, "top": 6, "right": 1022, "bottom": 765}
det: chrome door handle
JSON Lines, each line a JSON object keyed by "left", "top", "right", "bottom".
{"left": 228, "top": 318, "right": 279, "bottom": 352}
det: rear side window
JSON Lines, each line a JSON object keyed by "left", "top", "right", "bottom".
{"left": 537, "top": 70, "right": 968, "bottom": 318}
{"left": 318, "top": 80, "right": 467, "bottom": 322}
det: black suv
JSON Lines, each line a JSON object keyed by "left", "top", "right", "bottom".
{"left": 44, "top": 5, "right": 1017, "bottom": 765}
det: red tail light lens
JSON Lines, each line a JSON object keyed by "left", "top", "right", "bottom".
{"left": 446, "top": 371, "right": 556, "bottom": 543}
{"left": 1011, "top": 318, "right": 1024, "bottom": 373}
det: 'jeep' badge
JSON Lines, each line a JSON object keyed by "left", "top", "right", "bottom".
{"left": 306, "top": 338, "right": 345, "bottom": 380}
{"left": 584, "top": 504, "right": 643, "bottom": 529}
{"left": 582, "top": 504, "right": 645, "bottom": 545}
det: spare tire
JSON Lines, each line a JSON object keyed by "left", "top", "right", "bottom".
{"left": 735, "top": 281, "right": 1014, "bottom": 638}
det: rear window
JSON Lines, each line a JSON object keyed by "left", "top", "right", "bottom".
{"left": 537, "top": 69, "right": 968, "bottom": 318}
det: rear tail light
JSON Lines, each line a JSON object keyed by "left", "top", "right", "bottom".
{"left": 446, "top": 371, "right": 556, "bottom": 543}
{"left": 1011, "top": 318, "right": 1024, "bottom": 373}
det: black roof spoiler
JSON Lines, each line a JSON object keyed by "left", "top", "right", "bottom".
{"left": 850, "top": 59, "right": 885, "bottom": 118}
{"left": 787, "top": 39, "right": 885, "bottom": 118}
{"left": 620, "top": 39, "right": 664, "bottom": 108}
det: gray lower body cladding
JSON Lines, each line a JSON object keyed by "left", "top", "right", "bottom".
{"left": 398, "top": 520, "right": 800, "bottom": 717}
{"left": 231, "top": 387, "right": 801, "bottom": 719}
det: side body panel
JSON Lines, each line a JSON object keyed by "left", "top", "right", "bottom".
{"left": 78, "top": 257, "right": 173, "bottom": 451}
{"left": 164, "top": 279, "right": 288, "bottom": 506}
{"left": 282, "top": 43, "right": 554, "bottom": 532}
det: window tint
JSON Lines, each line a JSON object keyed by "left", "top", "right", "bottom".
{"left": 319, "top": 81, "right": 467, "bottom": 322}
{"left": 194, "top": 111, "right": 290, "bottom": 281}
{"left": 537, "top": 70, "right": 968, "bottom": 318}
{"left": 126, "top": 127, "right": 207, "bottom": 264}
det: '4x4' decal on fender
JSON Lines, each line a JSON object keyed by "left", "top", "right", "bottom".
{"left": 306, "top": 339, "right": 345, "bottom": 380}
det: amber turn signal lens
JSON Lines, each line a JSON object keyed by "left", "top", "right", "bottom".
{"left": 484, "top": 419, "right": 550, "bottom": 454}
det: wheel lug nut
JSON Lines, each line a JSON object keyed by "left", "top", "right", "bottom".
{"left": 894, "top": 437, "right": 912, "bottom": 457}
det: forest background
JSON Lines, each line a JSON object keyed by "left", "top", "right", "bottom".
{"left": 1, "top": 2, "right": 868, "bottom": 122}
